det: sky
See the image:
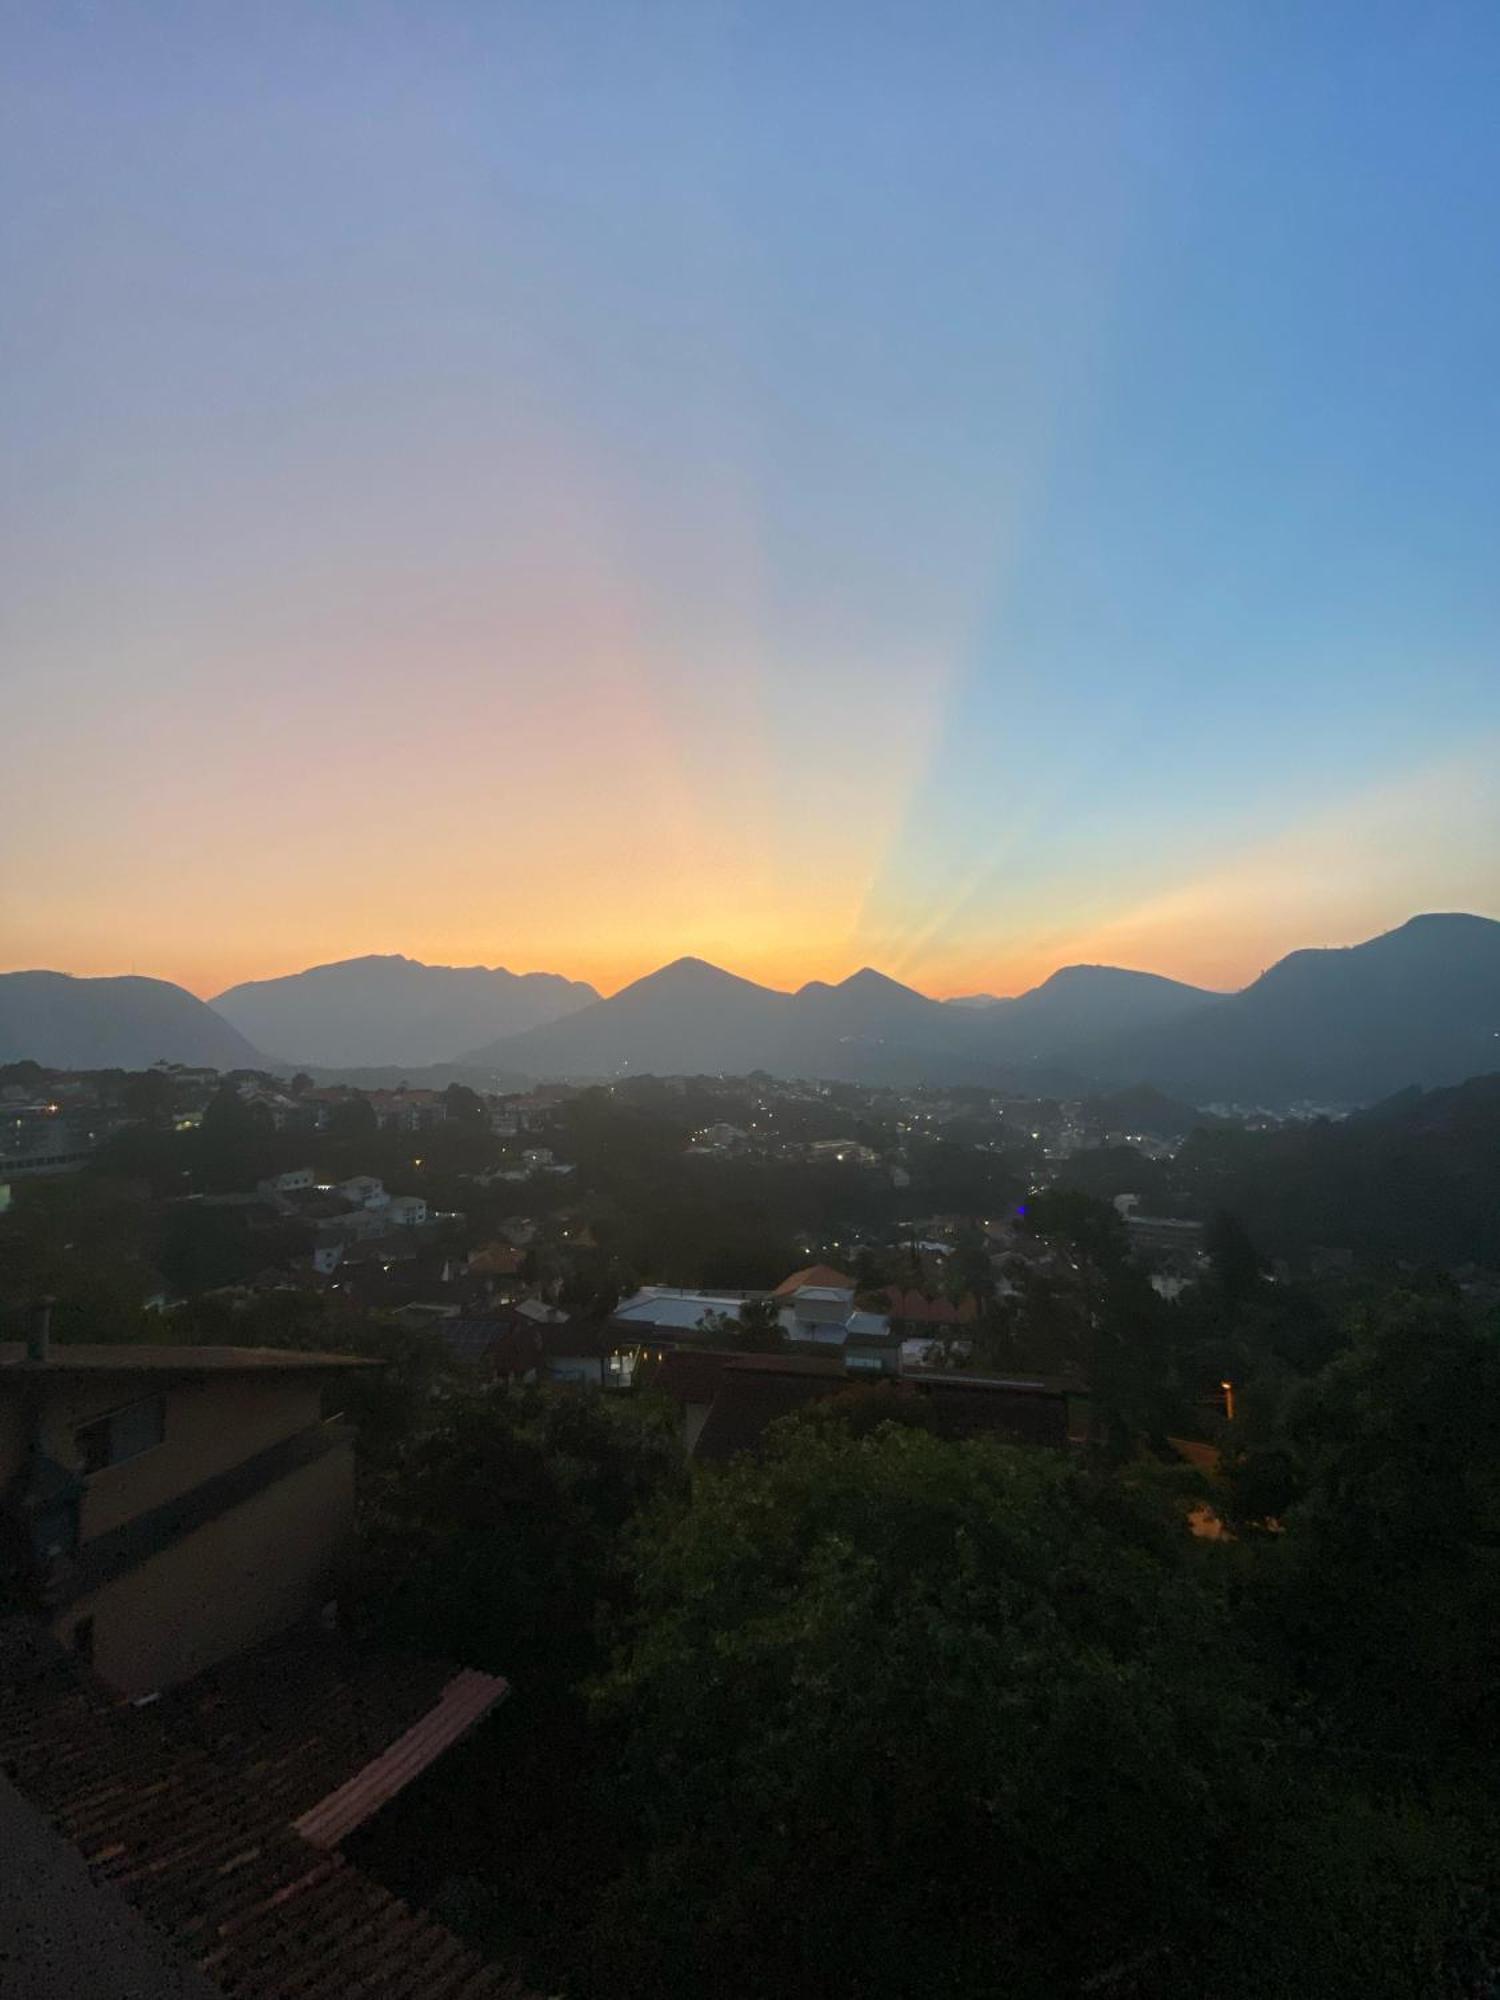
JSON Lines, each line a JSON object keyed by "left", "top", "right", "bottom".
{"left": 4, "top": 1, "right": 1498, "bottom": 1002}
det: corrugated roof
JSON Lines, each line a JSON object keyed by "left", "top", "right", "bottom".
{"left": 294, "top": 1669, "right": 508, "bottom": 1850}
{"left": 613, "top": 1293, "right": 739, "bottom": 1331}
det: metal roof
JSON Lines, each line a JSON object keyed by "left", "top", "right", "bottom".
{"left": 293, "top": 1668, "right": 508, "bottom": 1850}
{"left": 613, "top": 1292, "right": 741, "bottom": 1330}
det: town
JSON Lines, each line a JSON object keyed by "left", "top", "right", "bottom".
{"left": 1, "top": 1056, "right": 1274, "bottom": 1384}
{"left": 4, "top": 1047, "right": 1498, "bottom": 1994}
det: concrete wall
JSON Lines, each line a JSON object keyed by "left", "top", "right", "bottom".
{"left": 56, "top": 1438, "right": 355, "bottom": 1698}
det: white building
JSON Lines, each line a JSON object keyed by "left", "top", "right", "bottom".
{"left": 385, "top": 1195, "right": 428, "bottom": 1228}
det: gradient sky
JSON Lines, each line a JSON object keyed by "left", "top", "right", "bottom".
{"left": 4, "top": 2, "right": 1498, "bottom": 1002}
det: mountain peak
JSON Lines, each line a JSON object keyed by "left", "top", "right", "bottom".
{"left": 838, "top": 966, "right": 915, "bottom": 994}
{"left": 794, "top": 966, "right": 931, "bottom": 1011}
{"left": 1380, "top": 911, "right": 1498, "bottom": 943}
{"left": 633, "top": 956, "right": 760, "bottom": 990}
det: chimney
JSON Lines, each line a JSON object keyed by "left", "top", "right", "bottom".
{"left": 26, "top": 1297, "right": 53, "bottom": 1365}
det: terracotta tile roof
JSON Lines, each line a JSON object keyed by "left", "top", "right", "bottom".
{"left": 773, "top": 1264, "right": 854, "bottom": 1296}
{"left": 0, "top": 1620, "right": 529, "bottom": 2000}
{"left": 467, "top": 1243, "right": 525, "bottom": 1277}
{"left": 152, "top": 1628, "right": 476, "bottom": 1811}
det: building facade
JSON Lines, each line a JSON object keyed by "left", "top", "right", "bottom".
{"left": 0, "top": 1316, "right": 375, "bottom": 1698}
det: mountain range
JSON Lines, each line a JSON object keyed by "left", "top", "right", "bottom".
{"left": 458, "top": 958, "right": 1217, "bottom": 1088}
{"left": 2, "top": 913, "right": 1496, "bottom": 1105}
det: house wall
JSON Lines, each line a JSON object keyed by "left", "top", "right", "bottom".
{"left": 55, "top": 1439, "right": 356, "bottom": 1698}
{"left": 33, "top": 1377, "right": 328, "bottom": 1542}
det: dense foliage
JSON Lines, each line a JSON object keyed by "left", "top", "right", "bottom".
{"left": 335, "top": 1279, "right": 1499, "bottom": 1999}
{"left": 345, "top": 1383, "right": 686, "bottom": 1684}
{"left": 593, "top": 1426, "right": 1267, "bottom": 1996}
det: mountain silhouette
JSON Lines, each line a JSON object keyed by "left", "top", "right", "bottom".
{"left": 1088, "top": 914, "right": 1500, "bottom": 1102}
{"left": 213, "top": 954, "right": 599, "bottom": 1067}
{"left": 0, "top": 973, "right": 264, "bottom": 1072}
{"left": 15, "top": 912, "right": 1495, "bottom": 1102}
{"left": 466, "top": 916, "right": 1500, "bottom": 1101}
{"left": 465, "top": 957, "right": 1208, "bottom": 1086}
{"left": 976, "top": 965, "right": 1218, "bottom": 1064}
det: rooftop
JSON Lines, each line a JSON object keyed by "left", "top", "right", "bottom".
{"left": 773, "top": 1263, "right": 854, "bottom": 1296}
{"left": 0, "top": 1618, "right": 525, "bottom": 2000}
{"left": 612, "top": 1288, "right": 747, "bottom": 1332}
{"left": 0, "top": 1343, "right": 379, "bottom": 1375}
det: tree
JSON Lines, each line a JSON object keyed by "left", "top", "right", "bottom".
{"left": 1022, "top": 1185, "right": 1129, "bottom": 1266}
{"left": 946, "top": 1222, "right": 995, "bottom": 1304}
{"left": 582, "top": 1417, "right": 1482, "bottom": 1999}
{"left": 591, "top": 1423, "right": 1275, "bottom": 1997}
{"left": 199, "top": 1082, "right": 275, "bottom": 1187}
{"left": 346, "top": 1385, "right": 685, "bottom": 1685}
{"left": 443, "top": 1082, "right": 486, "bottom": 1126}
{"left": 732, "top": 1294, "right": 784, "bottom": 1352}
{"left": 120, "top": 1067, "right": 175, "bottom": 1126}
{"left": 1009, "top": 1189, "right": 1190, "bottom": 1449}
{"left": 0, "top": 1174, "right": 159, "bottom": 1338}
{"left": 154, "top": 1203, "right": 306, "bottom": 1295}
{"left": 1204, "top": 1207, "right": 1264, "bottom": 1305}
{"left": 1235, "top": 1290, "right": 1500, "bottom": 1760}
{"left": 328, "top": 1094, "right": 378, "bottom": 1141}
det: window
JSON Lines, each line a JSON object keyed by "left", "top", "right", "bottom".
{"left": 75, "top": 1396, "right": 165, "bottom": 1475}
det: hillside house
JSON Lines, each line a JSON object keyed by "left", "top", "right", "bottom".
{"left": 336, "top": 1174, "right": 387, "bottom": 1209}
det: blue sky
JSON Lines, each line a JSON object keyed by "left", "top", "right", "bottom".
{"left": 3, "top": 1, "right": 1497, "bottom": 996}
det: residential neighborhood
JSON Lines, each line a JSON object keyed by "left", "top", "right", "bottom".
{"left": 3, "top": 1048, "right": 1498, "bottom": 1997}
